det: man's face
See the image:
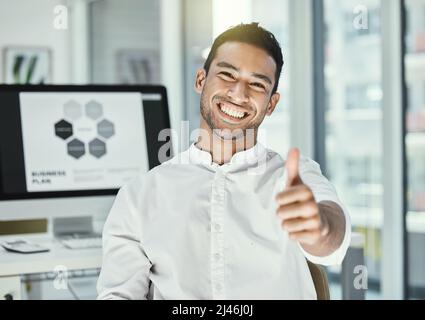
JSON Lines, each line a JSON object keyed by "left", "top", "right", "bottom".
{"left": 195, "top": 41, "right": 280, "bottom": 140}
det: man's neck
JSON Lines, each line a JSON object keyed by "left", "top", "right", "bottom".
{"left": 196, "top": 119, "right": 257, "bottom": 165}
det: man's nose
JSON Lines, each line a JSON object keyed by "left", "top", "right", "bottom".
{"left": 227, "top": 81, "right": 249, "bottom": 105}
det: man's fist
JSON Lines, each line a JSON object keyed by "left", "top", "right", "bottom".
{"left": 275, "top": 148, "right": 329, "bottom": 246}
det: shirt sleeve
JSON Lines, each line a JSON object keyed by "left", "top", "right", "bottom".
{"left": 97, "top": 176, "right": 152, "bottom": 299}
{"left": 296, "top": 157, "right": 352, "bottom": 266}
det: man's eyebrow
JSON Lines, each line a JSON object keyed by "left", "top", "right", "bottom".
{"left": 216, "top": 61, "right": 273, "bottom": 86}
{"left": 251, "top": 73, "right": 272, "bottom": 85}
{"left": 216, "top": 61, "right": 239, "bottom": 71}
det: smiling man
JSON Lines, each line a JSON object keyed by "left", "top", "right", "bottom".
{"left": 97, "top": 23, "right": 351, "bottom": 300}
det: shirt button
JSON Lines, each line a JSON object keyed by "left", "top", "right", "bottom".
{"left": 215, "top": 283, "right": 222, "bottom": 291}
{"left": 214, "top": 224, "right": 221, "bottom": 232}
{"left": 214, "top": 253, "right": 221, "bottom": 261}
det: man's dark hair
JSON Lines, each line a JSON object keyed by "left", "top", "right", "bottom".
{"left": 203, "top": 22, "right": 284, "bottom": 94}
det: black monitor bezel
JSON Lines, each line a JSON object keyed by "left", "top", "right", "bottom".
{"left": 0, "top": 84, "right": 170, "bottom": 200}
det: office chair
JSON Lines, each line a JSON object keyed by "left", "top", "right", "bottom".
{"left": 307, "top": 260, "right": 330, "bottom": 300}
{"left": 146, "top": 261, "right": 331, "bottom": 300}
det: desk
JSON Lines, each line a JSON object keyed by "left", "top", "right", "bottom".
{"left": 0, "top": 233, "right": 101, "bottom": 300}
{"left": 0, "top": 233, "right": 364, "bottom": 300}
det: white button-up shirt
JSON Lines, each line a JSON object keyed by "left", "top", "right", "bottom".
{"left": 97, "top": 143, "right": 351, "bottom": 300}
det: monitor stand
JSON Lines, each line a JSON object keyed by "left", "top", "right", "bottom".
{"left": 53, "top": 216, "right": 100, "bottom": 239}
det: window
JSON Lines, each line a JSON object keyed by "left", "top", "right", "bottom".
{"left": 323, "top": 0, "right": 383, "bottom": 299}
{"left": 404, "top": 0, "right": 425, "bottom": 300}
{"left": 346, "top": 84, "right": 382, "bottom": 109}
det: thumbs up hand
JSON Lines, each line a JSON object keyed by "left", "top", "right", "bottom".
{"left": 275, "top": 148, "right": 329, "bottom": 246}
{"left": 285, "top": 148, "right": 303, "bottom": 187}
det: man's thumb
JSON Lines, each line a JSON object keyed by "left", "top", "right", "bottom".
{"left": 285, "top": 148, "right": 301, "bottom": 187}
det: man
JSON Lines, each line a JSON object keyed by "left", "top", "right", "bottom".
{"left": 97, "top": 23, "right": 350, "bottom": 300}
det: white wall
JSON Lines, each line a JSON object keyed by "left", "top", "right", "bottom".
{"left": 90, "top": 0, "right": 184, "bottom": 146}
{"left": 0, "top": 0, "right": 183, "bottom": 139}
{"left": 0, "top": 0, "right": 72, "bottom": 84}
{"left": 90, "top": 0, "right": 161, "bottom": 84}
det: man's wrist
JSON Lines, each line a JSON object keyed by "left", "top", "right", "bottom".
{"left": 300, "top": 201, "right": 345, "bottom": 257}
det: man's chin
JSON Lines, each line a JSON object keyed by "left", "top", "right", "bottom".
{"left": 203, "top": 113, "right": 253, "bottom": 141}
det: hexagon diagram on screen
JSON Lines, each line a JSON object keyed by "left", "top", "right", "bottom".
{"left": 86, "top": 100, "right": 103, "bottom": 120}
{"left": 67, "top": 138, "right": 85, "bottom": 159}
{"left": 55, "top": 119, "right": 73, "bottom": 140}
{"left": 64, "top": 100, "right": 83, "bottom": 120}
{"left": 98, "top": 119, "right": 115, "bottom": 139}
{"left": 54, "top": 100, "right": 115, "bottom": 160}
{"left": 89, "top": 138, "right": 107, "bottom": 158}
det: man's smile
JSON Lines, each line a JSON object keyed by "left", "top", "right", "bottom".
{"left": 215, "top": 99, "right": 251, "bottom": 124}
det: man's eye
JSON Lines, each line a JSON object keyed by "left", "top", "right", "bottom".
{"left": 219, "top": 72, "right": 235, "bottom": 80}
{"left": 251, "top": 82, "right": 266, "bottom": 90}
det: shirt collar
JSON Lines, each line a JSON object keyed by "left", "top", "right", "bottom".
{"left": 188, "top": 141, "right": 267, "bottom": 170}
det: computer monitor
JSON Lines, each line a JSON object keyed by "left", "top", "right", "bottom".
{"left": 0, "top": 85, "right": 171, "bottom": 222}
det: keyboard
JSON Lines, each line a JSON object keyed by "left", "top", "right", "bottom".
{"left": 60, "top": 236, "right": 102, "bottom": 249}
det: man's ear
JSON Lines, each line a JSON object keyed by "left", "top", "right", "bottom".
{"left": 266, "top": 92, "right": 280, "bottom": 116}
{"left": 194, "top": 68, "right": 207, "bottom": 94}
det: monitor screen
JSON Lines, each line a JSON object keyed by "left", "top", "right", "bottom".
{"left": 0, "top": 85, "right": 171, "bottom": 201}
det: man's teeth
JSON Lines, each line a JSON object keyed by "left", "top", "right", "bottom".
{"left": 219, "top": 104, "right": 246, "bottom": 119}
